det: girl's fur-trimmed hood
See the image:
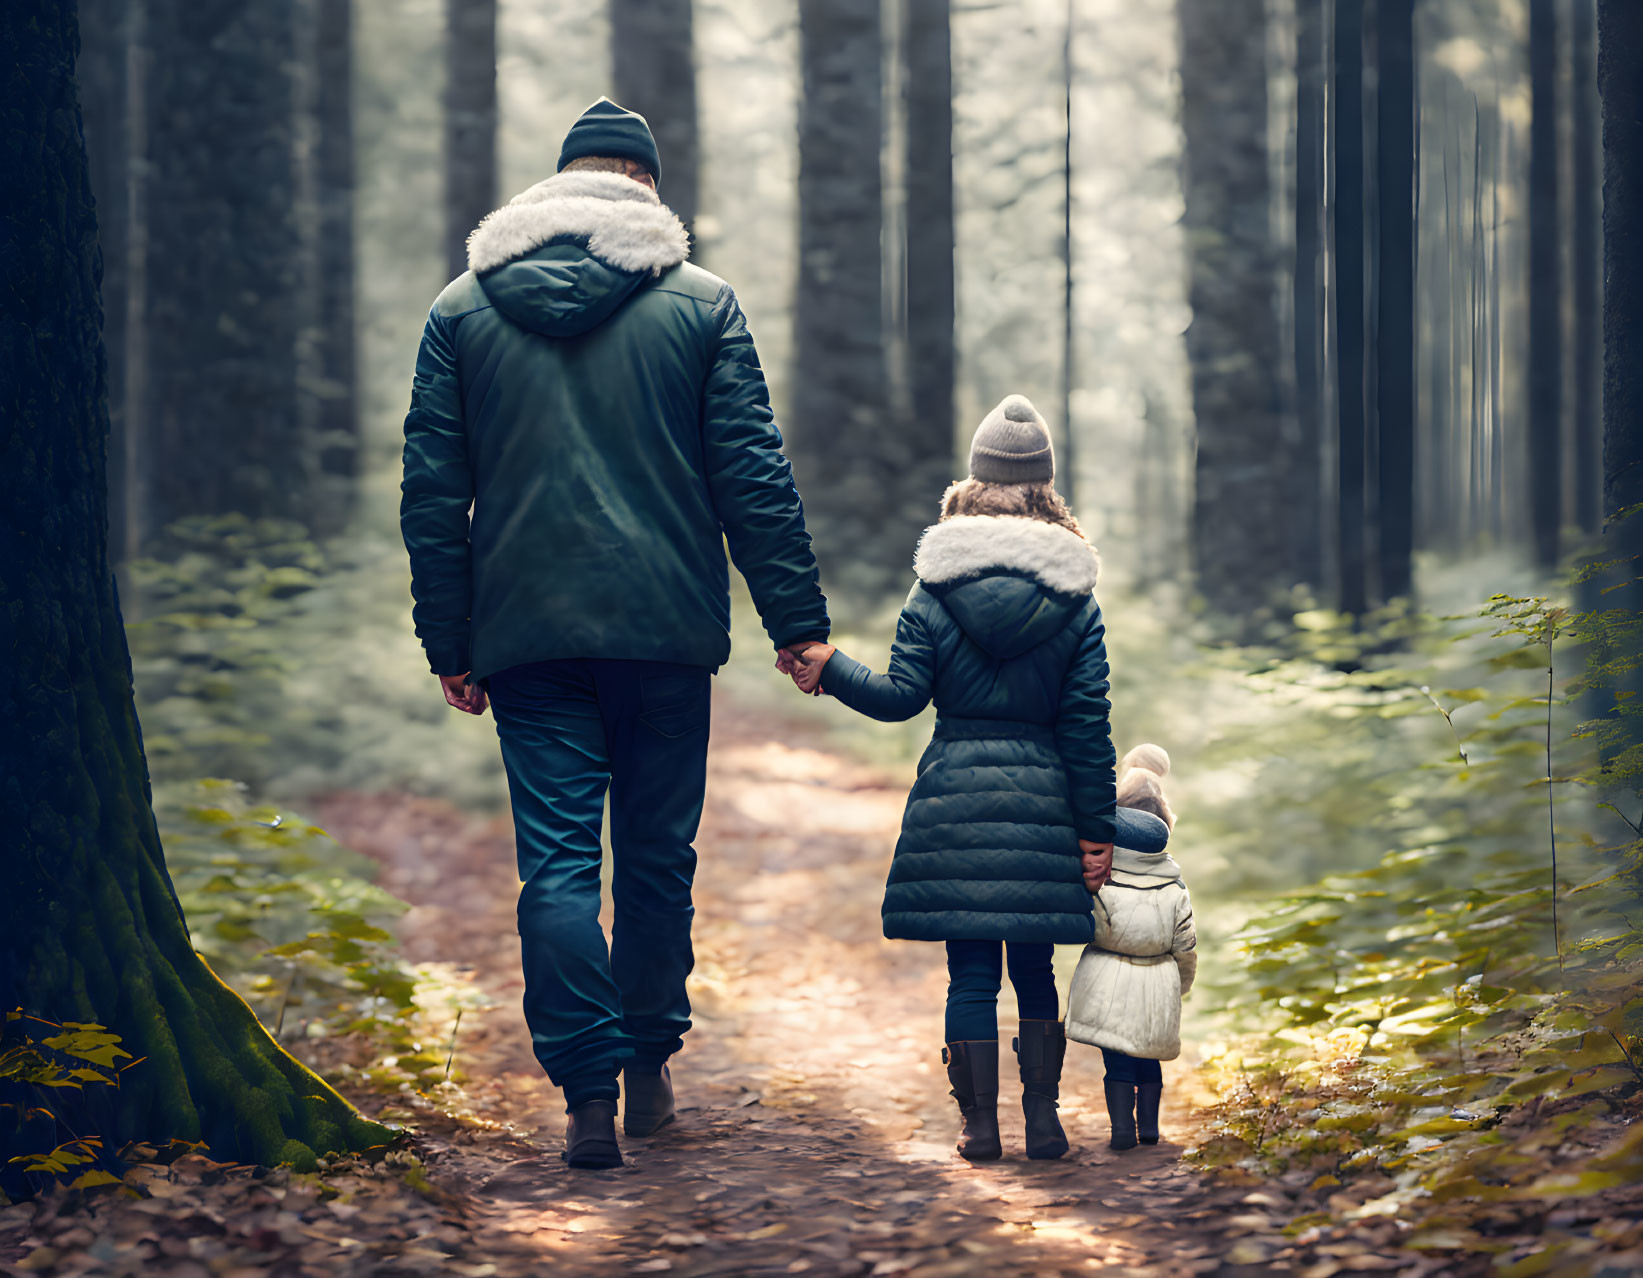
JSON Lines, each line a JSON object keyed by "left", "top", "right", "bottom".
{"left": 914, "top": 515, "right": 1101, "bottom": 597}
{"left": 466, "top": 171, "right": 690, "bottom": 276}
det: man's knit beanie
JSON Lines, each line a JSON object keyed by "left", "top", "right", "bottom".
{"left": 968, "top": 395, "right": 1054, "bottom": 484}
{"left": 557, "top": 97, "right": 662, "bottom": 184}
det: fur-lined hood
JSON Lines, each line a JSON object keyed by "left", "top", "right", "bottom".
{"left": 466, "top": 170, "right": 689, "bottom": 276}
{"left": 465, "top": 171, "right": 691, "bottom": 339}
{"left": 912, "top": 516, "right": 1100, "bottom": 660}
{"left": 915, "top": 515, "right": 1100, "bottom": 595}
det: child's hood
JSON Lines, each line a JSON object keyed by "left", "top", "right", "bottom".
{"left": 1111, "top": 848, "right": 1184, "bottom": 883}
{"left": 913, "top": 516, "right": 1101, "bottom": 659}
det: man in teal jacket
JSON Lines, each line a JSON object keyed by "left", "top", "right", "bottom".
{"left": 400, "top": 99, "right": 829, "bottom": 1168}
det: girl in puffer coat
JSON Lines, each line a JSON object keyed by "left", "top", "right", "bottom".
{"left": 790, "top": 395, "right": 1157, "bottom": 1163}
{"left": 1065, "top": 745, "right": 1197, "bottom": 1150}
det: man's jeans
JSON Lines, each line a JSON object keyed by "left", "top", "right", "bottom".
{"left": 487, "top": 658, "right": 710, "bottom": 1109}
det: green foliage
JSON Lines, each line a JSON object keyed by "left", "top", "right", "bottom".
{"left": 0, "top": 1013, "right": 138, "bottom": 1201}
{"left": 1195, "top": 582, "right": 1643, "bottom": 1251}
{"left": 154, "top": 780, "right": 489, "bottom": 1099}
{"left": 126, "top": 513, "right": 504, "bottom": 805}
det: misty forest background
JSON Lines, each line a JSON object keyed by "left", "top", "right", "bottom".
{"left": 11, "top": 0, "right": 1643, "bottom": 1255}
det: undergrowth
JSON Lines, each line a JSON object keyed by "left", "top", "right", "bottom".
{"left": 1191, "top": 578, "right": 1643, "bottom": 1274}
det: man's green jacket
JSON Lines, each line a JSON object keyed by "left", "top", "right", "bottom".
{"left": 400, "top": 170, "right": 830, "bottom": 681}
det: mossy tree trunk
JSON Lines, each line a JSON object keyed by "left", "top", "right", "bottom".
{"left": 0, "top": 0, "right": 390, "bottom": 1173}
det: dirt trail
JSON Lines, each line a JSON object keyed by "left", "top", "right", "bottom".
{"left": 313, "top": 691, "right": 1308, "bottom": 1277}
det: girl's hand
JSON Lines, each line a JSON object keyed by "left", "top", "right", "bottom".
{"left": 1079, "top": 839, "right": 1113, "bottom": 892}
{"left": 793, "top": 644, "right": 836, "bottom": 695}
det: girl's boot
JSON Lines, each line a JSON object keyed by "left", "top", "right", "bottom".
{"left": 1013, "top": 1020, "right": 1069, "bottom": 1160}
{"left": 1136, "top": 1082, "right": 1163, "bottom": 1145}
{"left": 1104, "top": 1078, "right": 1138, "bottom": 1151}
{"left": 943, "top": 1041, "right": 1002, "bottom": 1162}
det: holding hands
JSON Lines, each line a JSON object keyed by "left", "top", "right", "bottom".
{"left": 775, "top": 641, "right": 836, "bottom": 696}
{"left": 1080, "top": 840, "right": 1114, "bottom": 893}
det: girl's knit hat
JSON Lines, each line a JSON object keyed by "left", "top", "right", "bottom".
{"left": 969, "top": 395, "right": 1054, "bottom": 484}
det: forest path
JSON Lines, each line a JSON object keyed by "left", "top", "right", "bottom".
{"left": 313, "top": 689, "right": 1328, "bottom": 1278}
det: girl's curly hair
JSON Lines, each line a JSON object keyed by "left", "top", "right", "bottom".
{"left": 939, "top": 478, "right": 1085, "bottom": 539}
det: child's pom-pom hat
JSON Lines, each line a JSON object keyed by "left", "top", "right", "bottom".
{"left": 969, "top": 395, "right": 1054, "bottom": 484}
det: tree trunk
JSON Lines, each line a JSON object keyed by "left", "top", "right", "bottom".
{"left": 1572, "top": 0, "right": 1602, "bottom": 537}
{"left": 1334, "top": 0, "right": 1369, "bottom": 616}
{"left": 1178, "top": 0, "right": 1293, "bottom": 617}
{"left": 139, "top": 0, "right": 311, "bottom": 533}
{"left": 610, "top": 0, "right": 698, "bottom": 235}
{"left": 1294, "top": 0, "right": 1327, "bottom": 591}
{"left": 900, "top": 0, "right": 957, "bottom": 544}
{"left": 1529, "top": 0, "right": 1564, "bottom": 570}
{"left": 312, "top": 0, "right": 358, "bottom": 530}
{"left": 792, "top": 0, "right": 894, "bottom": 601}
{"left": 1375, "top": 0, "right": 1416, "bottom": 601}
{"left": 444, "top": 0, "right": 497, "bottom": 283}
{"left": 0, "top": 0, "right": 390, "bottom": 1177}
{"left": 1599, "top": 1, "right": 1643, "bottom": 527}
{"left": 1598, "top": 0, "right": 1643, "bottom": 759}
{"left": 77, "top": 0, "right": 133, "bottom": 563}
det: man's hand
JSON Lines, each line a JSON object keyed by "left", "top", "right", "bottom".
{"left": 439, "top": 673, "right": 488, "bottom": 715}
{"left": 774, "top": 641, "right": 820, "bottom": 677}
{"left": 1080, "top": 839, "right": 1114, "bottom": 894}
{"left": 791, "top": 643, "right": 835, "bottom": 695}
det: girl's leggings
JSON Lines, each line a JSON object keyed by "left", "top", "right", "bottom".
{"left": 1101, "top": 1048, "right": 1163, "bottom": 1086}
{"left": 944, "top": 939, "right": 1057, "bottom": 1041}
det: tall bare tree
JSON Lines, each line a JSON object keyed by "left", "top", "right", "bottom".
{"left": 610, "top": 0, "right": 698, "bottom": 235}
{"left": 1334, "top": 0, "right": 1369, "bottom": 615}
{"left": 1, "top": 0, "right": 389, "bottom": 1174}
{"left": 900, "top": 0, "right": 958, "bottom": 543}
{"left": 444, "top": 0, "right": 496, "bottom": 283}
{"left": 1178, "top": 0, "right": 1298, "bottom": 617}
{"left": 792, "top": 0, "right": 894, "bottom": 601}
{"left": 1571, "top": 0, "right": 1602, "bottom": 536}
{"left": 1376, "top": 0, "right": 1417, "bottom": 600}
{"left": 1293, "top": 0, "right": 1327, "bottom": 592}
{"left": 139, "top": 0, "right": 312, "bottom": 532}
{"left": 312, "top": 0, "right": 359, "bottom": 529}
{"left": 1529, "top": 0, "right": 1564, "bottom": 570}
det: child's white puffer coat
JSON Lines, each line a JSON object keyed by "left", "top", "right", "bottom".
{"left": 1065, "top": 847, "right": 1197, "bottom": 1060}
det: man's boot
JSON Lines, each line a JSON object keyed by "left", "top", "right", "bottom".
{"left": 1013, "top": 1020, "right": 1069, "bottom": 1160}
{"left": 623, "top": 1063, "right": 676, "bottom": 1137}
{"left": 1105, "top": 1078, "right": 1138, "bottom": 1151}
{"left": 943, "top": 1041, "right": 1002, "bottom": 1162}
{"left": 1137, "top": 1082, "right": 1163, "bottom": 1145}
{"left": 563, "top": 1099, "right": 622, "bottom": 1169}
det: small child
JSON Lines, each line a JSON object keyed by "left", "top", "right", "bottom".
{"left": 1065, "top": 745, "right": 1197, "bottom": 1150}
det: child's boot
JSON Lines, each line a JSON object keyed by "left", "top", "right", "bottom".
{"left": 1136, "top": 1082, "right": 1163, "bottom": 1145}
{"left": 1104, "top": 1078, "right": 1138, "bottom": 1151}
{"left": 1013, "top": 1020, "right": 1069, "bottom": 1160}
{"left": 943, "top": 1041, "right": 1002, "bottom": 1162}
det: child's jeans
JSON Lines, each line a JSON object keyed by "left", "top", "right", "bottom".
{"left": 944, "top": 939, "right": 1058, "bottom": 1041}
{"left": 1101, "top": 1048, "right": 1163, "bottom": 1086}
